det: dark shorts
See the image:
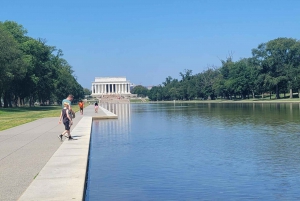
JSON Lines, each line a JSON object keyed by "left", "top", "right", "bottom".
{"left": 63, "top": 121, "right": 70, "bottom": 130}
{"left": 80, "top": 107, "right": 83, "bottom": 111}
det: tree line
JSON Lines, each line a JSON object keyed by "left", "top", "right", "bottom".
{"left": 0, "top": 21, "right": 85, "bottom": 107}
{"left": 132, "top": 37, "right": 300, "bottom": 101}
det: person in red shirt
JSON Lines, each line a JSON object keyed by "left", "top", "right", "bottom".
{"left": 78, "top": 100, "right": 84, "bottom": 115}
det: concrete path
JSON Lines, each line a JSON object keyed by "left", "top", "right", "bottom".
{"left": 0, "top": 105, "right": 116, "bottom": 201}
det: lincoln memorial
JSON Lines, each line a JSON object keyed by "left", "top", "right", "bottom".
{"left": 91, "top": 77, "right": 131, "bottom": 96}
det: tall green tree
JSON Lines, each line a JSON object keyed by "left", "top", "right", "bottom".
{"left": 0, "top": 21, "right": 85, "bottom": 107}
{"left": 0, "top": 24, "right": 26, "bottom": 107}
{"left": 83, "top": 88, "right": 91, "bottom": 96}
{"left": 131, "top": 85, "right": 148, "bottom": 97}
{"left": 252, "top": 38, "right": 299, "bottom": 99}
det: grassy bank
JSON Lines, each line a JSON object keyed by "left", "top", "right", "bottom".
{"left": 0, "top": 106, "right": 80, "bottom": 131}
{"left": 132, "top": 98, "right": 300, "bottom": 104}
{"left": 130, "top": 99, "right": 149, "bottom": 103}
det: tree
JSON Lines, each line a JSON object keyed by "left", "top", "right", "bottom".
{"left": 148, "top": 86, "right": 163, "bottom": 101}
{"left": 1, "top": 21, "right": 28, "bottom": 43}
{"left": 19, "top": 38, "right": 55, "bottom": 105}
{"left": 0, "top": 24, "right": 26, "bottom": 107}
{"left": 83, "top": 88, "right": 91, "bottom": 96}
{"left": 131, "top": 85, "right": 148, "bottom": 97}
{"left": 252, "top": 38, "right": 299, "bottom": 99}
{"left": 197, "top": 68, "right": 219, "bottom": 100}
{"left": 0, "top": 21, "right": 85, "bottom": 107}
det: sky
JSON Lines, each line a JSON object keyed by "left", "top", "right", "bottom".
{"left": 2, "top": 0, "right": 300, "bottom": 89}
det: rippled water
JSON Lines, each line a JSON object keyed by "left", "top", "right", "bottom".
{"left": 85, "top": 103, "right": 300, "bottom": 201}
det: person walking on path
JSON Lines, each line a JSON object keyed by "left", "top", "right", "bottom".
{"left": 58, "top": 103, "right": 73, "bottom": 141}
{"left": 78, "top": 100, "right": 84, "bottom": 115}
{"left": 61, "top": 94, "right": 75, "bottom": 138}
{"left": 62, "top": 94, "right": 75, "bottom": 119}
{"left": 94, "top": 102, "right": 99, "bottom": 113}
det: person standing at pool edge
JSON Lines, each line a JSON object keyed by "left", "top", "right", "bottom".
{"left": 78, "top": 100, "right": 84, "bottom": 115}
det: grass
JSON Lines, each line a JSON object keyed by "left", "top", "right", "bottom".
{"left": 145, "top": 93, "right": 300, "bottom": 103}
{"left": 130, "top": 98, "right": 149, "bottom": 103}
{"left": 130, "top": 99, "right": 146, "bottom": 103}
{"left": 146, "top": 96, "right": 300, "bottom": 104}
{"left": 0, "top": 105, "right": 81, "bottom": 131}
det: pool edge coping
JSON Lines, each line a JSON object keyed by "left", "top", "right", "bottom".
{"left": 18, "top": 106, "right": 117, "bottom": 201}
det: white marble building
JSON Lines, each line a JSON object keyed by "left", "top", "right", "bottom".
{"left": 91, "top": 77, "right": 131, "bottom": 96}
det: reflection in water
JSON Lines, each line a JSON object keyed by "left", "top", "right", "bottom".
{"left": 86, "top": 103, "right": 300, "bottom": 201}
{"left": 97, "top": 103, "right": 131, "bottom": 137}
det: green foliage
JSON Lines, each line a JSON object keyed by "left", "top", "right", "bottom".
{"left": 131, "top": 85, "right": 148, "bottom": 97}
{"left": 83, "top": 88, "right": 92, "bottom": 95}
{"left": 148, "top": 37, "right": 300, "bottom": 101}
{"left": 252, "top": 37, "right": 300, "bottom": 99}
{"left": 0, "top": 21, "right": 84, "bottom": 107}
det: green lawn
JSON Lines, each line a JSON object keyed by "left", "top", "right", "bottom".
{"left": 0, "top": 106, "right": 80, "bottom": 131}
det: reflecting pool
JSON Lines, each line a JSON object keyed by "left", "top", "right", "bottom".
{"left": 85, "top": 103, "right": 300, "bottom": 200}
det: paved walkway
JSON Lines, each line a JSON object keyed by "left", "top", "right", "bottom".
{"left": 0, "top": 105, "right": 116, "bottom": 201}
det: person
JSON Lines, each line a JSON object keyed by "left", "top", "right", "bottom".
{"left": 94, "top": 102, "right": 99, "bottom": 113}
{"left": 62, "top": 94, "right": 75, "bottom": 120}
{"left": 78, "top": 100, "right": 84, "bottom": 115}
{"left": 61, "top": 94, "right": 75, "bottom": 138}
{"left": 58, "top": 103, "right": 73, "bottom": 141}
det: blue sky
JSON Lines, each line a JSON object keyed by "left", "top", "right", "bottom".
{"left": 2, "top": 0, "right": 300, "bottom": 88}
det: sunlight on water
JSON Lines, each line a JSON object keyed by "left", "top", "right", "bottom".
{"left": 85, "top": 103, "right": 300, "bottom": 201}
